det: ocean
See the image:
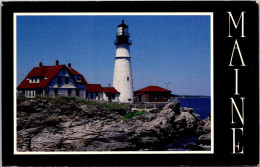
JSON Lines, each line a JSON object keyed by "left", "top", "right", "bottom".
{"left": 177, "top": 97, "right": 211, "bottom": 120}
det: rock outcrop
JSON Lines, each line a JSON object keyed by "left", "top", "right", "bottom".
{"left": 197, "top": 117, "right": 211, "bottom": 145}
{"left": 17, "top": 99, "right": 201, "bottom": 151}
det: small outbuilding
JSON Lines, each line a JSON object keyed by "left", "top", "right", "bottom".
{"left": 86, "top": 84, "right": 103, "bottom": 101}
{"left": 102, "top": 87, "right": 120, "bottom": 102}
{"left": 134, "top": 86, "right": 172, "bottom": 103}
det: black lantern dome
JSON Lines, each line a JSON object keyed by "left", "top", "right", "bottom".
{"left": 115, "top": 20, "right": 132, "bottom": 45}
{"left": 117, "top": 20, "right": 128, "bottom": 28}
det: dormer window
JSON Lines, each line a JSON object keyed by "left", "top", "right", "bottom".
{"left": 76, "top": 77, "right": 81, "bottom": 82}
{"left": 29, "top": 77, "right": 40, "bottom": 83}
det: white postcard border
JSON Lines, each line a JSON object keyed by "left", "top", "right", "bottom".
{"left": 13, "top": 12, "right": 214, "bottom": 154}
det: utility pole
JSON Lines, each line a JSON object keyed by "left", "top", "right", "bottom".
{"left": 165, "top": 82, "right": 170, "bottom": 90}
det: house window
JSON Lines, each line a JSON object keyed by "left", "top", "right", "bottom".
{"left": 45, "top": 90, "right": 49, "bottom": 97}
{"left": 62, "top": 69, "right": 65, "bottom": 74}
{"left": 76, "top": 90, "right": 80, "bottom": 97}
{"left": 68, "top": 89, "right": 71, "bottom": 96}
{"left": 127, "top": 77, "right": 129, "bottom": 81}
{"left": 76, "top": 77, "right": 81, "bottom": 82}
{"left": 112, "top": 94, "right": 115, "bottom": 99}
{"left": 65, "top": 77, "right": 69, "bottom": 84}
{"left": 58, "top": 77, "right": 61, "bottom": 84}
{"left": 54, "top": 89, "right": 58, "bottom": 97}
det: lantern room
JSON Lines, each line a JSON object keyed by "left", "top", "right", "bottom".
{"left": 115, "top": 20, "right": 132, "bottom": 45}
{"left": 117, "top": 20, "right": 129, "bottom": 36}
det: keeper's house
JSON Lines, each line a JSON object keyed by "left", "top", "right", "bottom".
{"left": 17, "top": 60, "right": 87, "bottom": 98}
{"left": 134, "top": 86, "right": 172, "bottom": 103}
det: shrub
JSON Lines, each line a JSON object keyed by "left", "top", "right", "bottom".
{"left": 123, "top": 110, "right": 147, "bottom": 122}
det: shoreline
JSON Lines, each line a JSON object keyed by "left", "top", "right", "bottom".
{"left": 16, "top": 97, "right": 211, "bottom": 152}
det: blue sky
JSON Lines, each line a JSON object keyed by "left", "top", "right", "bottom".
{"left": 17, "top": 15, "right": 211, "bottom": 96}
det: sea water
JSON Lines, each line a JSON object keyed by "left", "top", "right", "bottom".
{"left": 178, "top": 97, "right": 211, "bottom": 120}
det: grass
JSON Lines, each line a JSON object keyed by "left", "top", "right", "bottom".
{"left": 17, "top": 96, "right": 54, "bottom": 104}
{"left": 81, "top": 100, "right": 129, "bottom": 109}
{"left": 17, "top": 96, "right": 129, "bottom": 110}
{"left": 17, "top": 97, "right": 27, "bottom": 105}
{"left": 123, "top": 110, "right": 147, "bottom": 122}
{"left": 37, "top": 97, "right": 53, "bottom": 100}
{"left": 59, "top": 96, "right": 77, "bottom": 101}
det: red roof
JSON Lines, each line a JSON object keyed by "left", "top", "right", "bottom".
{"left": 102, "top": 87, "right": 120, "bottom": 94}
{"left": 68, "top": 67, "right": 87, "bottom": 84}
{"left": 135, "top": 86, "right": 171, "bottom": 93}
{"left": 17, "top": 65, "right": 87, "bottom": 89}
{"left": 86, "top": 84, "right": 103, "bottom": 93}
{"left": 68, "top": 67, "right": 81, "bottom": 76}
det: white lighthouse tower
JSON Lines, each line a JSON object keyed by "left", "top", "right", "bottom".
{"left": 113, "top": 20, "right": 134, "bottom": 103}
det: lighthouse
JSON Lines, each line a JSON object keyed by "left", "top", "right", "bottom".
{"left": 113, "top": 20, "right": 134, "bottom": 103}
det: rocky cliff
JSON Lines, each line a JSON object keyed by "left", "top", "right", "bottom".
{"left": 17, "top": 98, "right": 209, "bottom": 151}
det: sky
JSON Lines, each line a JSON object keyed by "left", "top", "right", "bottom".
{"left": 17, "top": 15, "right": 211, "bottom": 96}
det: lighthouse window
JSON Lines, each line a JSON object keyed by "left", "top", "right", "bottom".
{"left": 123, "top": 28, "right": 128, "bottom": 34}
{"left": 127, "top": 77, "right": 129, "bottom": 81}
{"left": 118, "top": 27, "right": 123, "bottom": 35}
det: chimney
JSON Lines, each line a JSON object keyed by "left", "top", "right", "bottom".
{"left": 39, "top": 62, "right": 42, "bottom": 67}
{"left": 68, "top": 63, "right": 71, "bottom": 68}
{"left": 56, "top": 60, "right": 59, "bottom": 65}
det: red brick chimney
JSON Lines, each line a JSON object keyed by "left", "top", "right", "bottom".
{"left": 56, "top": 60, "right": 59, "bottom": 65}
{"left": 68, "top": 63, "right": 71, "bottom": 68}
{"left": 39, "top": 62, "right": 42, "bottom": 67}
